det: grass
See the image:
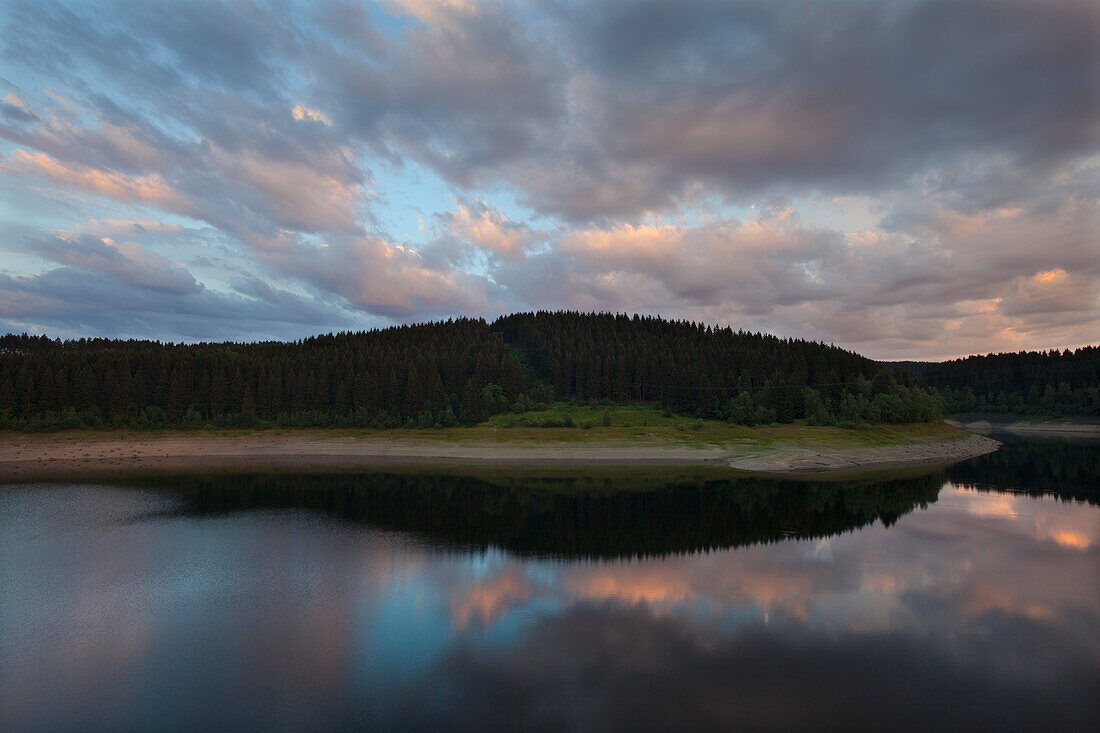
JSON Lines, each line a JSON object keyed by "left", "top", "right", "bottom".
{"left": 1, "top": 403, "right": 965, "bottom": 450}
{"left": 487, "top": 403, "right": 706, "bottom": 429}
{"left": 476, "top": 403, "right": 962, "bottom": 447}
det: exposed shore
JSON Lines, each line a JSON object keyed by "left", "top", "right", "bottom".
{"left": 948, "top": 418, "right": 1100, "bottom": 437}
{"left": 0, "top": 426, "right": 1000, "bottom": 482}
{"left": 723, "top": 432, "right": 998, "bottom": 474}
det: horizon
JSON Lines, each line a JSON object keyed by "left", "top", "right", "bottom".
{"left": 2, "top": 0, "right": 1098, "bottom": 361}
{"left": 3, "top": 309, "right": 1098, "bottom": 363}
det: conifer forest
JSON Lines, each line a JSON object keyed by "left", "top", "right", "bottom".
{"left": 1, "top": 312, "right": 1094, "bottom": 431}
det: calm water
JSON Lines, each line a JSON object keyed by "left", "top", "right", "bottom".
{"left": 2, "top": 439, "right": 1098, "bottom": 731}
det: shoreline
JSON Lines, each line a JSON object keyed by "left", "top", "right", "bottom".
{"left": 947, "top": 418, "right": 1100, "bottom": 437}
{"left": 0, "top": 427, "right": 1000, "bottom": 482}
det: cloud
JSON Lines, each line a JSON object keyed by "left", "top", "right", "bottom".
{"left": 6, "top": 0, "right": 1097, "bottom": 221}
{"left": 291, "top": 105, "right": 330, "bottom": 125}
{"left": 0, "top": 267, "right": 354, "bottom": 342}
{"left": 315, "top": 0, "right": 565, "bottom": 182}
{"left": 0, "top": 92, "right": 38, "bottom": 123}
{"left": 510, "top": 0, "right": 1100, "bottom": 220}
{"left": 207, "top": 144, "right": 360, "bottom": 232}
{"left": 489, "top": 190, "right": 1099, "bottom": 358}
{"left": 257, "top": 231, "right": 503, "bottom": 320}
{"left": 5, "top": 149, "right": 179, "bottom": 207}
{"left": 24, "top": 232, "right": 200, "bottom": 294}
{"left": 79, "top": 219, "right": 185, "bottom": 236}
{"left": 385, "top": 0, "right": 480, "bottom": 25}
{"left": 431, "top": 199, "right": 535, "bottom": 262}
{"left": 0, "top": 0, "right": 1096, "bottom": 355}
{"left": 554, "top": 212, "right": 839, "bottom": 309}
{"left": 0, "top": 219, "right": 364, "bottom": 341}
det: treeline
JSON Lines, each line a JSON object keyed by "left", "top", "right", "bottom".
{"left": 0, "top": 312, "right": 942, "bottom": 431}
{"left": 496, "top": 312, "right": 943, "bottom": 426}
{"left": 0, "top": 319, "right": 523, "bottom": 431}
{"left": 920, "top": 346, "right": 1100, "bottom": 417}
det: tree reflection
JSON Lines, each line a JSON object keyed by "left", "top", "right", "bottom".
{"left": 947, "top": 437, "right": 1100, "bottom": 505}
{"left": 128, "top": 470, "right": 944, "bottom": 559}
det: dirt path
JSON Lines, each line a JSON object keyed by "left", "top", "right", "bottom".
{"left": 0, "top": 430, "right": 1000, "bottom": 481}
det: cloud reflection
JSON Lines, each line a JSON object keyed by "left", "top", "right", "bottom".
{"left": 443, "top": 486, "right": 1100, "bottom": 635}
{"left": 1, "top": 478, "right": 1097, "bottom": 730}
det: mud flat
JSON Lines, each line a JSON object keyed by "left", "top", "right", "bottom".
{"left": 0, "top": 427, "right": 1000, "bottom": 482}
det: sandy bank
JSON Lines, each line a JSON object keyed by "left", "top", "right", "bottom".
{"left": 0, "top": 429, "right": 1000, "bottom": 482}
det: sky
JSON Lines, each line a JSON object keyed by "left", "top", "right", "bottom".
{"left": 0, "top": 0, "right": 1097, "bottom": 359}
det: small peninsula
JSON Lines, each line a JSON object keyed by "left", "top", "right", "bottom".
{"left": 0, "top": 416, "right": 998, "bottom": 482}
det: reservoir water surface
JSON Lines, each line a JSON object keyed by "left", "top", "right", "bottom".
{"left": 2, "top": 438, "right": 1098, "bottom": 730}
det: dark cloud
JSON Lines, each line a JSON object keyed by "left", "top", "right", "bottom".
{"left": 508, "top": 0, "right": 1100, "bottom": 219}
{"left": 24, "top": 232, "right": 200, "bottom": 294}
{"left": 125, "top": 0, "right": 299, "bottom": 94}
{"left": 0, "top": 267, "right": 356, "bottom": 342}
{"left": 313, "top": 0, "right": 566, "bottom": 182}
{"left": 0, "top": 101, "right": 37, "bottom": 124}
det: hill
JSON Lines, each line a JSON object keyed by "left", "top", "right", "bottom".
{"left": 0, "top": 312, "right": 942, "bottom": 431}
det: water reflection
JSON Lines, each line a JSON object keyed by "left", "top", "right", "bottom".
{"left": 124, "top": 470, "right": 945, "bottom": 559}
{"left": 2, "top": 444, "right": 1098, "bottom": 730}
{"left": 946, "top": 434, "right": 1100, "bottom": 504}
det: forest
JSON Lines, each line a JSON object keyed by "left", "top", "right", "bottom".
{"left": 0, "top": 312, "right": 943, "bottom": 431}
{"left": 915, "top": 346, "right": 1100, "bottom": 417}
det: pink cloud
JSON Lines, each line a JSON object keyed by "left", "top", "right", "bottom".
{"left": 443, "top": 200, "right": 532, "bottom": 260}
{"left": 210, "top": 146, "right": 361, "bottom": 233}
{"left": 7, "top": 149, "right": 178, "bottom": 207}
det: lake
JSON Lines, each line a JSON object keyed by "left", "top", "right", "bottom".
{"left": 2, "top": 437, "right": 1098, "bottom": 730}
